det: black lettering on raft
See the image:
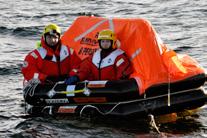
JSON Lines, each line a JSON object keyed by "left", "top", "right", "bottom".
{"left": 80, "top": 37, "right": 98, "bottom": 46}
{"left": 78, "top": 47, "right": 98, "bottom": 56}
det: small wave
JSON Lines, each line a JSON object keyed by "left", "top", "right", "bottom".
{"left": 77, "top": 12, "right": 101, "bottom": 17}
{"left": 0, "top": 64, "right": 22, "bottom": 75}
{"left": 0, "top": 26, "right": 42, "bottom": 38}
{"left": 174, "top": 46, "right": 195, "bottom": 52}
{"left": 174, "top": 37, "right": 192, "bottom": 41}
{"left": 0, "top": 115, "right": 10, "bottom": 120}
{"left": 12, "top": 26, "right": 42, "bottom": 37}
{"left": 0, "top": 26, "right": 13, "bottom": 35}
{"left": 32, "top": 13, "right": 60, "bottom": 19}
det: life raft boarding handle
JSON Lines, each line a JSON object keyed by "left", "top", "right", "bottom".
{"left": 47, "top": 81, "right": 90, "bottom": 98}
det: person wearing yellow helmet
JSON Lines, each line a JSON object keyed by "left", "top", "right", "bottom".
{"left": 65, "top": 29, "right": 133, "bottom": 85}
{"left": 35, "top": 24, "right": 61, "bottom": 49}
{"left": 43, "top": 23, "right": 61, "bottom": 49}
{"left": 98, "top": 29, "right": 116, "bottom": 50}
{"left": 44, "top": 23, "right": 61, "bottom": 36}
{"left": 22, "top": 23, "right": 81, "bottom": 84}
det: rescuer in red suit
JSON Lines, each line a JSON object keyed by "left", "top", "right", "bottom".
{"left": 22, "top": 23, "right": 81, "bottom": 84}
{"left": 65, "top": 29, "right": 132, "bottom": 84}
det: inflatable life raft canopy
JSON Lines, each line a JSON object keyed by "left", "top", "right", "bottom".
{"left": 61, "top": 16, "right": 205, "bottom": 95}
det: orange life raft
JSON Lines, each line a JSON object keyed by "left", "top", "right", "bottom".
{"left": 23, "top": 16, "right": 207, "bottom": 117}
{"left": 62, "top": 16, "right": 205, "bottom": 95}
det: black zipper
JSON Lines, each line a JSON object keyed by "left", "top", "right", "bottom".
{"left": 98, "top": 58, "right": 103, "bottom": 80}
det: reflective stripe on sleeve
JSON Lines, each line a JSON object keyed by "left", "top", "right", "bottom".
{"left": 116, "top": 58, "right": 124, "bottom": 67}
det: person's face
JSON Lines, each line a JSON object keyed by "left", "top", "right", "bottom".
{"left": 45, "top": 34, "right": 59, "bottom": 47}
{"left": 100, "top": 39, "right": 112, "bottom": 49}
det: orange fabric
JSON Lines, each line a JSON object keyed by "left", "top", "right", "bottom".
{"left": 62, "top": 16, "right": 205, "bottom": 95}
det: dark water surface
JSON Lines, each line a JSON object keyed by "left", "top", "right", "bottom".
{"left": 0, "top": 0, "right": 206, "bottom": 137}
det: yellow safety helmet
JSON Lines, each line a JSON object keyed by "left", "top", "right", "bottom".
{"left": 43, "top": 23, "right": 61, "bottom": 36}
{"left": 98, "top": 29, "right": 116, "bottom": 49}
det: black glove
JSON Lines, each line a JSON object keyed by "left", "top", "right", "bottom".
{"left": 64, "top": 76, "right": 80, "bottom": 85}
